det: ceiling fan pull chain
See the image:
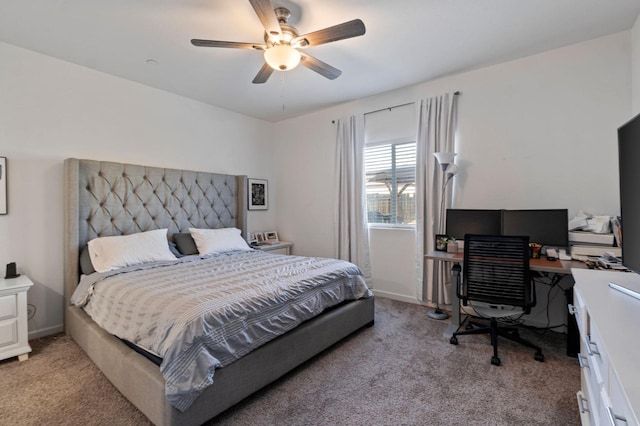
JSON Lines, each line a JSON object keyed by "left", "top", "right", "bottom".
{"left": 281, "top": 72, "right": 286, "bottom": 111}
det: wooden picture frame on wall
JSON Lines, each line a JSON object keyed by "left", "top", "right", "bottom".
{"left": 248, "top": 178, "right": 268, "bottom": 210}
{"left": 0, "top": 157, "right": 6, "bottom": 215}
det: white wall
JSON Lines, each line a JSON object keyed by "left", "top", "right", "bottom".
{"left": 632, "top": 14, "right": 640, "bottom": 115}
{"left": 274, "top": 32, "right": 632, "bottom": 305}
{"left": 0, "top": 42, "right": 277, "bottom": 337}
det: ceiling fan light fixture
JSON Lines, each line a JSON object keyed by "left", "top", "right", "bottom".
{"left": 191, "top": 2, "right": 366, "bottom": 83}
{"left": 264, "top": 44, "right": 301, "bottom": 71}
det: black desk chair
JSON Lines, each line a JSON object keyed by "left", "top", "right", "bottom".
{"left": 449, "top": 234, "right": 544, "bottom": 366}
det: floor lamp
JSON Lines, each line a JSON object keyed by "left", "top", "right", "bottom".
{"left": 427, "top": 151, "right": 458, "bottom": 320}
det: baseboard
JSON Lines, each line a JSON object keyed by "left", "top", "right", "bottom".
{"left": 371, "top": 289, "right": 421, "bottom": 305}
{"left": 28, "top": 324, "right": 64, "bottom": 339}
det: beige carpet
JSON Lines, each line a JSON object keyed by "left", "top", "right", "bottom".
{"left": 0, "top": 297, "right": 580, "bottom": 425}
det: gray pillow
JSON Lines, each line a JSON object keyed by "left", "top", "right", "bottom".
{"left": 168, "top": 241, "right": 183, "bottom": 258}
{"left": 80, "top": 246, "right": 96, "bottom": 275}
{"left": 173, "top": 233, "right": 199, "bottom": 255}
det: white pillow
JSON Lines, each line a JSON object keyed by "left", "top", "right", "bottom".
{"left": 189, "top": 227, "right": 251, "bottom": 255}
{"left": 88, "top": 229, "right": 177, "bottom": 273}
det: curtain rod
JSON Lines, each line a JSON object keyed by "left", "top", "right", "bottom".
{"left": 331, "top": 91, "right": 460, "bottom": 124}
{"left": 364, "top": 101, "right": 414, "bottom": 117}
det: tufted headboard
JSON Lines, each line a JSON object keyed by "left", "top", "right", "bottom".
{"left": 63, "top": 158, "right": 247, "bottom": 306}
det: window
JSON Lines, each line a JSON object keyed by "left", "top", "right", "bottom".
{"left": 364, "top": 141, "right": 416, "bottom": 225}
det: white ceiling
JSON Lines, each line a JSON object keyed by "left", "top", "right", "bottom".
{"left": 1, "top": 0, "right": 639, "bottom": 122}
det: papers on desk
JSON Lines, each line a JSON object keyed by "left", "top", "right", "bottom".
{"left": 569, "top": 231, "right": 614, "bottom": 245}
{"left": 570, "top": 244, "right": 621, "bottom": 257}
{"left": 568, "top": 212, "right": 622, "bottom": 258}
{"left": 596, "top": 254, "right": 627, "bottom": 270}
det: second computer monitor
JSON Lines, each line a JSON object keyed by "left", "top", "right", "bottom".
{"left": 501, "top": 209, "right": 569, "bottom": 248}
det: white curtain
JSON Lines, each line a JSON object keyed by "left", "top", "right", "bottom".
{"left": 415, "top": 93, "right": 459, "bottom": 303}
{"left": 334, "top": 115, "right": 372, "bottom": 286}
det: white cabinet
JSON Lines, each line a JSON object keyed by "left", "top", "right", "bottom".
{"left": 255, "top": 241, "right": 294, "bottom": 255}
{"left": 571, "top": 269, "right": 640, "bottom": 426}
{"left": 0, "top": 275, "right": 33, "bottom": 362}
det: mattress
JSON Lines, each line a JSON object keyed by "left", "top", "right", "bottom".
{"left": 71, "top": 250, "right": 371, "bottom": 411}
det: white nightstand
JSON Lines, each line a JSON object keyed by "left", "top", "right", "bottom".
{"left": 0, "top": 275, "right": 33, "bottom": 362}
{"left": 255, "top": 241, "right": 294, "bottom": 255}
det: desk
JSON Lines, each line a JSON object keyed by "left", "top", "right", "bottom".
{"left": 425, "top": 251, "right": 587, "bottom": 339}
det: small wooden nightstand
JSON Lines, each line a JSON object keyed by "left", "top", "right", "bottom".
{"left": 255, "top": 241, "right": 294, "bottom": 255}
{"left": 0, "top": 275, "right": 33, "bottom": 362}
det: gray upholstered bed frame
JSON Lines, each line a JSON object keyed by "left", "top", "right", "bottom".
{"left": 63, "top": 158, "right": 375, "bottom": 425}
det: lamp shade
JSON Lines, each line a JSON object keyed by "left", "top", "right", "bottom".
{"left": 434, "top": 151, "right": 457, "bottom": 167}
{"left": 264, "top": 45, "right": 301, "bottom": 71}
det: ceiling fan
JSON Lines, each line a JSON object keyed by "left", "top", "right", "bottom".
{"left": 191, "top": 0, "right": 366, "bottom": 84}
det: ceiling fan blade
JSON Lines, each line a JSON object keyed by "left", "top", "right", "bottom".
{"left": 191, "top": 39, "right": 265, "bottom": 50}
{"left": 252, "top": 63, "right": 274, "bottom": 84}
{"left": 248, "top": 0, "right": 281, "bottom": 38}
{"left": 300, "top": 53, "right": 342, "bottom": 80}
{"left": 294, "top": 19, "right": 365, "bottom": 47}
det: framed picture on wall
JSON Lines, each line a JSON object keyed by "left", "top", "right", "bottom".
{"left": 248, "top": 178, "right": 268, "bottom": 210}
{"left": 0, "top": 157, "right": 6, "bottom": 215}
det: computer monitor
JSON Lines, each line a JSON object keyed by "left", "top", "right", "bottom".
{"left": 618, "top": 112, "right": 640, "bottom": 274}
{"left": 501, "top": 209, "right": 569, "bottom": 248}
{"left": 445, "top": 209, "right": 503, "bottom": 240}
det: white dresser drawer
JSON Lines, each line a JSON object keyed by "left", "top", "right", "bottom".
{"left": 571, "top": 287, "right": 588, "bottom": 336}
{"left": 577, "top": 390, "right": 593, "bottom": 426}
{"left": 0, "top": 276, "right": 34, "bottom": 362}
{"left": 255, "top": 242, "right": 293, "bottom": 255}
{"left": 581, "top": 336, "right": 603, "bottom": 395}
{"left": 581, "top": 353, "right": 601, "bottom": 423}
{"left": 0, "top": 319, "right": 18, "bottom": 347}
{"left": 0, "top": 294, "right": 17, "bottom": 321}
{"left": 587, "top": 321, "right": 609, "bottom": 388}
{"left": 610, "top": 369, "right": 639, "bottom": 426}
{"left": 267, "top": 248, "right": 288, "bottom": 255}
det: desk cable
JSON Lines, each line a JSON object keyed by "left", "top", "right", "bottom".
{"left": 525, "top": 272, "right": 570, "bottom": 333}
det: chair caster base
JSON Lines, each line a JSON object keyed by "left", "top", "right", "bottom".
{"left": 450, "top": 336, "right": 458, "bottom": 345}
{"left": 491, "top": 356, "right": 501, "bottom": 366}
{"left": 534, "top": 352, "right": 544, "bottom": 362}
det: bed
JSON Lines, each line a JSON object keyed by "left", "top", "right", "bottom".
{"left": 63, "top": 158, "right": 375, "bottom": 425}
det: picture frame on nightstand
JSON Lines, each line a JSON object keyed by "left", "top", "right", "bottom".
{"left": 265, "top": 231, "right": 279, "bottom": 243}
{"left": 248, "top": 232, "right": 259, "bottom": 245}
{"left": 435, "top": 234, "right": 448, "bottom": 251}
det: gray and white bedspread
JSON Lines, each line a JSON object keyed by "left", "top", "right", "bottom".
{"left": 70, "top": 250, "right": 371, "bottom": 411}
